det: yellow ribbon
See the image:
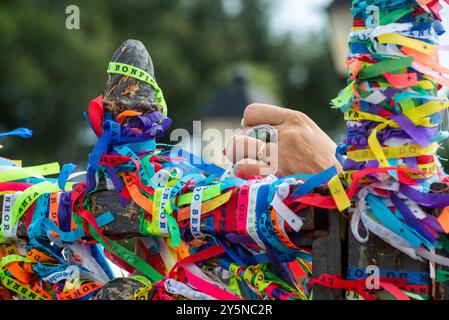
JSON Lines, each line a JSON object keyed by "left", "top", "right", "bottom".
{"left": 377, "top": 33, "right": 436, "bottom": 56}
{"left": 328, "top": 175, "right": 351, "bottom": 212}
{"left": 368, "top": 120, "right": 395, "bottom": 167}
{"left": 0, "top": 162, "right": 60, "bottom": 183}
{"left": 347, "top": 143, "right": 439, "bottom": 162}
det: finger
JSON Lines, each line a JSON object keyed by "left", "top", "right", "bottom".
{"left": 256, "top": 142, "right": 279, "bottom": 166}
{"left": 234, "top": 159, "right": 275, "bottom": 179}
{"left": 224, "top": 135, "right": 280, "bottom": 166}
{"left": 224, "top": 134, "right": 264, "bottom": 164}
{"left": 243, "top": 103, "right": 292, "bottom": 127}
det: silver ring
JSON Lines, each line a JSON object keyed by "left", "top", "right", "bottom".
{"left": 247, "top": 125, "right": 277, "bottom": 143}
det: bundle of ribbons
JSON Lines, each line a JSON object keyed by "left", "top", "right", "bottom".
{"left": 307, "top": 0, "right": 449, "bottom": 300}
{"left": 0, "top": 44, "right": 316, "bottom": 300}
{"left": 3, "top": 0, "right": 449, "bottom": 300}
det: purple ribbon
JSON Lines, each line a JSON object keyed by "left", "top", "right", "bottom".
{"left": 122, "top": 112, "right": 172, "bottom": 140}
{"left": 391, "top": 114, "right": 434, "bottom": 147}
{"left": 390, "top": 194, "right": 437, "bottom": 244}
{"left": 58, "top": 191, "right": 73, "bottom": 232}
{"left": 225, "top": 233, "right": 254, "bottom": 244}
{"left": 404, "top": 157, "right": 419, "bottom": 170}
{"left": 400, "top": 184, "right": 449, "bottom": 208}
{"left": 422, "top": 215, "right": 445, "bottom": 234}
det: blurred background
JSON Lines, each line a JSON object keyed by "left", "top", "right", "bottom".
{"left": 1, "top": 0, "right": 449, "bottom": 169}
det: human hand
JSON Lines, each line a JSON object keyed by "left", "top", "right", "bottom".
{"left": 224, "top": 103, "right": 342, "bottom": 179}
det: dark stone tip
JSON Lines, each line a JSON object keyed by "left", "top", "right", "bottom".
{"left": 110, "top": 39, "right": 155, "bottom": 77}
{"left": 103, "top": 39, "right": 162, "bottom": 119}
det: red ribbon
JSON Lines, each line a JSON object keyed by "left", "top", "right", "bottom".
{"left": 88, "top": 95, "right": 104, "bottom": 137}
{"left": 311, "top": 274, "right": 413, "bottom": 300}
{"left": 70, "top": 183, "right": 112, "bottom": 249}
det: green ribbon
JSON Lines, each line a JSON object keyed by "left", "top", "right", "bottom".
{"left": 436, "top": 269, "right": 449, "bottom": 283}
{"left": 107, "top": 62, "right": 168, "bottom": 116}
{"left": 380, "top": 6, "right": 414, "bottom": 25}
{"left": 331, "top": 81, "right": 355, "bottom": 109}
{"left": 358, "top": 57, "right": 414, "bottom": 80}
{"left": 73, "top": 211, "right": 164, "bottom": 282}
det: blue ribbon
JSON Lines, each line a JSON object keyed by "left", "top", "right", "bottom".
{"left": 0, "top": 127, "right": 33, "bottom": 139}
{"left": 290, "top": 166, "right": 337, "bottom": 197}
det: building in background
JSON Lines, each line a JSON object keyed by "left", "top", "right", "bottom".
{"left": 327, "top": 0, "right": 352, "bottom": 76}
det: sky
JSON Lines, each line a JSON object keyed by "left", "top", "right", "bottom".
{"left": 270, "top": 0, "right": 333, "bottom": 36}
{"left": 271, "top": 0, "right": 449, "bottom": 67}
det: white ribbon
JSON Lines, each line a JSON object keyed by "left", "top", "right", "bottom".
{"left": 43, "top": 266, "right": 77, "bottom": 284}
{"left": 164, "top": 278, "right": 215, "bottom": 300}
{"left": 2, "top": 193, "right": 19, "bottom": 240}
{"left": 158, "top": 187, "right": 172, "bottom": 235}
{"left": 220, "top": 164, "right": 236, "bottom": 181}
{"left": 351, "top": 189, "right": 370, "bottom": 243}
{"left": 271, "top": 194, "right": 303, "bottom": 232}
{"left": 190, "top": 187, "right": 206, "bottom": 239}
{"left": 246, "top": 183, "right": 266, "bottom": 250}
{"left": 416, "top": 248, "right": 449, "bottom": 267}
{"left": 371, "top": 23, "right": 413, "bottom": 38}
{"left": 67, "top": 171, "right": 87, "bottom": 181}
